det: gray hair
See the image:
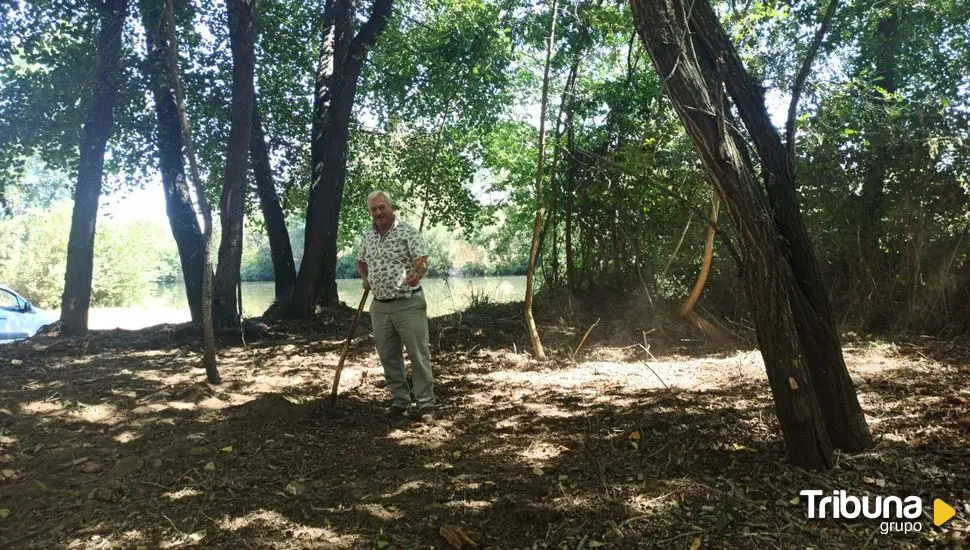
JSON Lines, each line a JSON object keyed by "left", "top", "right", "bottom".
{"left": 367, "top": 190, "right": 396, "bottom": 210}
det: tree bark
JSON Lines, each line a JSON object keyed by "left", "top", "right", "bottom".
{"left": 284, "top": 0, "right": 393, "bottom": 317}
{"left": 212, "top": 0, "right": 257, "bottom": 327}
{"left": 60, "top": 0, "right": 128, "bottom": 336}
{"left": 163, "top": 0, "right": 219, "bottom": 383}
{"left": 631, "top": 0, "right": 847, "bottom": 468}
{"left": 686, "top": 0, "right": 873, "bottom": 453}
{"left": 564, "top": 103, "right": 577, "bottom": 294}
{"left": 250, "top": 101, "right": 296, "bottom": 301}
{"left": 525, "top": 0, "right": 558, "bottom": 361}
{"left": 140, "top": 0, "right": 205, "bottom": 323}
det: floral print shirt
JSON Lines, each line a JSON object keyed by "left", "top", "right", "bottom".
{"left": 357, "top": 219, "right": 428, "bottom": 301}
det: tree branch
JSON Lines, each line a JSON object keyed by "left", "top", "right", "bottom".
{"left": 575, "top": 147, "right": 742, "bottom": 267}
{"left": 347, "top": 0, "right": 394, "bottom": 65}
{"left": 785, "top": 0, "right": 839, "bottom": 170}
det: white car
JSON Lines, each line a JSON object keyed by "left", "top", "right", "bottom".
{"left": 0, "top": 285, "right": 58, "bottom": 343}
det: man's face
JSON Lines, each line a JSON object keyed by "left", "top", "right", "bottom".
{"left": 368, "top": 196, "right": 394, "bottom": 228}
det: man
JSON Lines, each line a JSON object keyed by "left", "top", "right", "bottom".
{"left": 356, "top": 191, "right": 436, "bottom": 422}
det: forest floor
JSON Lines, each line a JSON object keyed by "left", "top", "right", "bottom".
{"left": 0, "top": 296, "right": 968, "bottom": 549}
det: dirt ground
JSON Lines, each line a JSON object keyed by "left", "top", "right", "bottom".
{"left": 0, "top": 298, "right": 968, "bottom": 549}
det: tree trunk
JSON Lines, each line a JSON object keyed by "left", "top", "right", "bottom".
{"left": 564, "top": 71, "right": 579, "bottom": 294}
{"left": 60, "top": 0, "right": 128, "bottom": 336}
{"left": 630, "top": 0, "right": 856, "bottom": 468}
{"left": 685, "top": 0, "right": 873, "bottom": 453}
{"left": 680, "top": 197, "right": 729, "bottom": 343}
{"left": 163, "top": 0, "right": 219, "bottom": 383}
{"left": 284, "top": 0, "right": 393, "bottom": 317}
{"left": 141, "top": 0, "right": 205, "bottom": 323}
{"left": 250, "top": 101, "right": 296, "bottom": 301}
{"left": 546, "top": 56, "right": 579, "bottom": 287}
{"left": 212, "top": 0, "right": 257, "bottom": 327}
{"left": 681, "top": 198, "right": 718, "bottom": 317}
{"left": 525, "top": 0, "right": 558, "bottom": 361}
{"left": 857, "top": 11, "right": 899, "bottom": 327}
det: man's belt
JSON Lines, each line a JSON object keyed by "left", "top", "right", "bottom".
{"left": 374, "top": 287, "right": 422, "bottom": 303}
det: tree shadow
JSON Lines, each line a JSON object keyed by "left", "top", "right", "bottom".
{"left": 0, "top": 316, "right": 965, "bottom": 548}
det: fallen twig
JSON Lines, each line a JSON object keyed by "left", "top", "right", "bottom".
{"left": 638, "top": 331, "right": 677, "bottom": 397}
{"left": 571, "top": 318, "right": 600, "bottom": 363}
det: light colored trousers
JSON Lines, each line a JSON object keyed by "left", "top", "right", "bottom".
{"left": 370, "top": 291, "right": 435, "bottom": 410}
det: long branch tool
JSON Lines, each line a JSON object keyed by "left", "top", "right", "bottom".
{"left": 329, "top": 289, "right": 369, "bottom": 408}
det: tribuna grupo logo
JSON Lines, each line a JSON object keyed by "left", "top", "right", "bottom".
{"left": 799, "top": 490, "right": 957, "bottom": 535}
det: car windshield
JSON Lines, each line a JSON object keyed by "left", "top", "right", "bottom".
{"left": 0, "top": 289, "right": 23, "bottom": 311}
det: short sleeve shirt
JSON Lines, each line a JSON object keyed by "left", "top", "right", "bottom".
{"left": 357, "top": 219, "right": 429, "bottom": 300}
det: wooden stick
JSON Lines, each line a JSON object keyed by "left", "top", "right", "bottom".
{"left": 329, "top": 289, "right": 370, "bottom": 408}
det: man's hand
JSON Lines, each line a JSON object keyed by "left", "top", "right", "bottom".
{"left": 407, "top": 257, "right": 428, "bottom": 287}
{"left": 405, "top": 269, "right": 421, "bottom": 287}
{"left": 362, "top": 278, "right": 371, "bottom": 291}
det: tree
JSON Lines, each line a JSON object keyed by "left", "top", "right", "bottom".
{"left": 60, "top": 0, "right": 129, "bottom": 335}
{"left": 164, "top": 0, "right": 220, "bottom": 383}
{"left": 525, "top": 0, "right": 558, "bottom": 361}
{"left": 282, "top": 0, "right": 393, "bottom": 317}
{"left": 630, "top": 0, "right": 872, "bottom": 468}
{"left": 250, "top": 100, "right": 296, "bottom": 299}
{"left": 795, "top": 0, "right": 969, "bottom": 332}
{"left": 140, "top": 0, "right": 206, "bottom": 322}
{"left": 211, "top": 0, "right": 257, "bottom": 327}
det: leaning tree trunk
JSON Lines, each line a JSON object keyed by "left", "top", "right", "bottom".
{"left": 141, "top": 0, "right": 205, "bottom": 322}
{"left": 212, "top": 0, "right": 257, "bottom": 327}
{"left": 631, "top": 0, "right": 849, "bottom": 468}
{"left": 164, "top": 0, "right": 219, "bottom": 383}
{"left": 680, "top": 197, "right": 729, "bottom": 344}
{"left": 250, "top": 101, "right": 296, "bottom": 301}
{"left": 60, "top": 0, "right": 128, "bottom": 336}
{"left": 525, "top": 0, "right": 558, "bottom": 361}
{"left": 284, "top": 0, "right": 393, "bottom": 318}
{"left": 686, "top": 0, "right": 872, "bottom": 454}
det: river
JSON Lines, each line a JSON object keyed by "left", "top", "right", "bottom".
{"left": 87, "top": 276, "right": 526, "bottom": 330}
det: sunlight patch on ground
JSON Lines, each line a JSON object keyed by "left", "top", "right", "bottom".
{"left": 163, "top": 487, "right": 202, "bottom": 501}
{"left": 292, "top": 525, "right": 356, "bottom": 543}
{"left": 444, "top": 499, "right": 492, "bottom": 511}
{"left": 626, "top": 490, "right": 678, "bottom": 517}
{"left": 130, "top": 403, "right": 169, "bottom": 415}
{"left": 384, "top": 479, "right": 433, "bottom": 498}
{"left": 386, "top": 424, "right": 453, "bottom": 449}
{"left": 521, "top": 401, "right": 577, "bottom": 418}
{"left": 483, "top": 354, "right": 770, "bottom": 394}
{"left": 19, "top": 400, "right": 63, "bottom": 416}
{"left": 71, "top": 403, "right": 122, "bottom": 425}
{"left": 218, "top": 509, "right": 356, "bottom": 545}
{"left": 494, "top": 416, "right": 522, "bottom": 430}
{"left": 114, "top": 430, "right": 138, "bottom": 443}
{"left": 246, "top": 374, "right": 310, "bottom": 390}
{"left": 131, "top": 370, "right": 188, "bottom": 386}
{"left": 196, "top": 396, "right": 236, "bottom": 410}
{"left": 520, "top": 441, "right": 567, "bottom": 462}
{"left": 220, "top": 509, "right": 288, "bottom": 531}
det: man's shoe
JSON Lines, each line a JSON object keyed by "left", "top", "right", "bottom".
{"left": 416, "top": 408, "right": 435, "bottom": 423}
{"left": 384, "top": 406, "right": 408, "bottom": 421}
